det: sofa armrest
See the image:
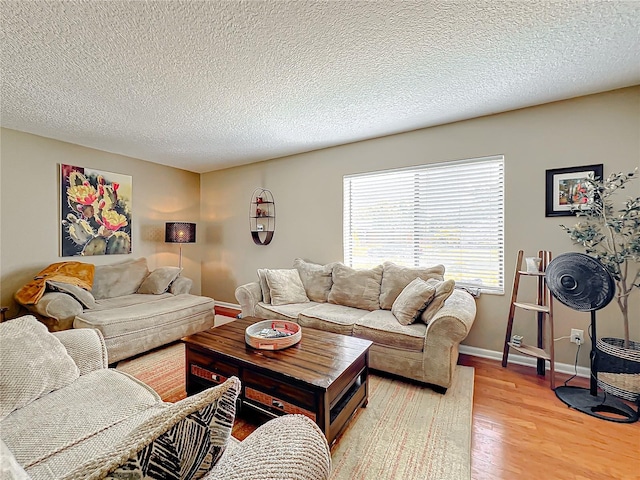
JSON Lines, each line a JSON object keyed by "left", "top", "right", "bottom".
{"left": 235, "top": 282, "right": 262, "bottom": 318}
{"left": 205, "top": 414, "right": 331, "bottom": 480}
{"left": 53, "top": 328, "right": 108, "bottom": 374}
{"left": 169, "top": 276, "right": 193, "bottom": 295}
{"left": 63, "top": 377, "right": 241, "bottom": 480}
{"left": 16, "top": 292, "right": 82, "bottom": 332}
{"left": 422, "top": 289, "right": 477, "bottom": 389}
{"left": 425, "top": 288, "right": 476, "bottom": 343}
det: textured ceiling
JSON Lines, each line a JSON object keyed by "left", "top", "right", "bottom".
{"left": 2, "top": 1, "right": 639, "bottom": 173}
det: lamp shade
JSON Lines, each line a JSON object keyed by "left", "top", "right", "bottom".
{"left": 165, "top": 222, "right": 196, "bottom": 243}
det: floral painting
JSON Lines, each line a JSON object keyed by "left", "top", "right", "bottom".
{"left": 545, "top": 164, "right": 603, "bottom": 217}
{"left": 60, "top": 164, "right": 132, "bottom": 256}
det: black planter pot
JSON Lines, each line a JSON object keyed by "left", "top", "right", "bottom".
{"left": 596, "top": 337, "right": 640, "bottom": 403}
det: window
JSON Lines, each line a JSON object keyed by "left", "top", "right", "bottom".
{"left": 343, "top": 155, "right": 504, "bottom": 293}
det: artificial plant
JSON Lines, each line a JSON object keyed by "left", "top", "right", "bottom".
{"left": 561, "top": 169, "right": 639, "bottom": 348}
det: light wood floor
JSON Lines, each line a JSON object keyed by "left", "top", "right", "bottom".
{"left": 460, "top": 354, "right": 639, "bottom": 480}
{"left": 215, "top": 309, "right": 638, "bottom": 479}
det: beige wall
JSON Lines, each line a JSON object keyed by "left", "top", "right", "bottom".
{"left": 0, "top": 129, "right": 202, "bottom": 316}
{"left": 1, "top": 88, "right": 637, "bottom": 366}
{"left": 200, "top": 87, "right": 640, "bottom": 366}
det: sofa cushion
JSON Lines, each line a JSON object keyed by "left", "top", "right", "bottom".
{"left": 92, "top": 258, "right": 149, "bottom": 299}
{"left": 137, "top": 267, "right": 182, "bottom": 294}
{"left": 391, "top": 278, "right": 436, "bottom": 326}
{"left": 1, "top": 369, "right": 163, "bottom": 478}
{"left": 0, "top": 316, "right": 80, "bottom": 420}
{"left": 421, "top": 279, "right": 456, "bottom": 324}
{"left": 328, "top": 264, "right": 383, "bottom": 311}
{"left": 379, "top": 261, "right": 445, "bottom": 310}
{"left": 46, "top": 280, "right": 97, "bottom": 308}
{"left": 353, "top": 310, "right": 426, "bottom": 352}
{"left": 255, "top": 301, "right": 319, "bottom": 321}
{"left": 93, "top": 292, "right": 174, "bottom": 310}
{"left": 298, "top": 303, "right": 368, "bottom": 335}
{"left": 74, "top": 294, "right": 215, "bottom": 363}
{"left": 293, "top": 258, "right": 335, "bottom": 303}
{"left": 265, "top": 269, "right": 309, "bottom": 305}
{"left": 257, "top": 269, "right": 271, "bottom": 304}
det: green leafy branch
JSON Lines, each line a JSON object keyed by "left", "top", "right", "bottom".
{"left": 561, "top": 169, "right": 639, "bottom": 347}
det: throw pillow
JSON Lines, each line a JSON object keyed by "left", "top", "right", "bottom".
{"left": 264, "top": 269, "right": 309, "bottom": 306}
{"left": 69, "top": 377, "right": 241, "bottom": 480}
{"left": 257, "top": 269, "right": 271, "bottom": 304}
{"left": 379, "top": 261, "right": 446, "bottom": 310}
{"left": 420, "top": 279, "right": 456, "bottom": 324}
{"left": 137, "top": 267, "right": 182, "bottom": 294}
{"left": 391, "top": 278, "right": 437, "bottom": 326}
{"left": 92, "top": 258, "right": 149, "bottom": 300}
{"left": 293, "top": 258, "right": 335, "bottom": 302}
{"left": 328, "top": 264, "right": 383, "bottom": 311}
{"left": 46, "top": 280, "right": 97, "bottom": 309}
{"left": 0, "top": 316, "right": 79, "bottom": 419}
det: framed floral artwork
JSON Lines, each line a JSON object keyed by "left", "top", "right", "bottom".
{"left": 60, "top": 164, "right": 132, "bottom": 256}
{"left": 545, "top": 164, "right": 603, "bottom": 217}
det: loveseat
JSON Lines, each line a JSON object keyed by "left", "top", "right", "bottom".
{"left": 15, "top": 258, "right": 215, "bottom": 363}
{"left": 236, "top": 259, "right": 477, "bottom": 391}
{"left": 0, "top": 316, "right": 331, "bottom": 480}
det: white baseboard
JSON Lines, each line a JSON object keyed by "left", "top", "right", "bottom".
{"left": 459, "top": 345, "right": 590, "bottom": 378}
{"left": 214, "top": 301, "right": 589, "bottom": 378}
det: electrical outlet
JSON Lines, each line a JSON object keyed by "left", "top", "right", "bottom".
{"left": 570, "top": 329, "right": 584, "bottom": 345}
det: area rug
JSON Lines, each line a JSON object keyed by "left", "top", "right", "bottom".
{"left": 329, "top": 366, "right": 473, "bottom": 480}
{"left": 116, "top": 342, "right": 474, "bottom": 480}
{"left": 116, "top": 342, "right": 187, "bottom": 403}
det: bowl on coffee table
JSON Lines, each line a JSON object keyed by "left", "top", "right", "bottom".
{"left": 245, "top": 319, "right": 302, "bottom": 350}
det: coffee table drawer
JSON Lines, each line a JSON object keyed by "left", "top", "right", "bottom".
{"left": 245, "top": 387, "right": 316, "bottom": 421}
{"left": 190, "top": 364, "right": 230, "bottom": 386}
{"left": 243, "top": 369, "right": 316, "bottom": 409}
{"left": 188, "top": 349, "right": 239, "bottom": 382}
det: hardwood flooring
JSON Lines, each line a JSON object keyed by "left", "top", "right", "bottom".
{"left": 461, "top": 354, "right": 639, "bottom": 480}
{"left": 216, "top": 309, "right": 638, "bottom": 479}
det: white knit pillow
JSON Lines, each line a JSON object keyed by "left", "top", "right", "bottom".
{"left": 264, "top": 269, "right": 309, "bottom": 305}
{"left": 0, "top": 316, "right": 79, "bottom": 419}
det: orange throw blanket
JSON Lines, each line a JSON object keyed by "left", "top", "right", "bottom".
{"left": 15, "top": 262, "right": 95, "bottom": 305}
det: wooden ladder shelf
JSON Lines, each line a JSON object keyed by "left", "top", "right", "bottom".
{"left": 502, "top": 250, "right": 556, "bottom": 389}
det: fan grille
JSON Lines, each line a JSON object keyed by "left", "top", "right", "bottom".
{"left": 545, "top": 253, "right": 614, "bottom": 311}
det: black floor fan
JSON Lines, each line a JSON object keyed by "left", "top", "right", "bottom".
{"left": 545, "top": 252, "right": 638, "bottom": 423}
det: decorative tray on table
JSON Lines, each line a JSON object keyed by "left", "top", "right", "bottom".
{"left": 245, "top": 320, "right": 302, "bottom": 350}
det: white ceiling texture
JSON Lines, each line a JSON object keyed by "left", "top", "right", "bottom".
{"left": 2, "top": 1, "right": 639, "bottom": 173}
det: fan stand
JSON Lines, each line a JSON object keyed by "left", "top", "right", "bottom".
{"left": 555, "top": 311, "right": 639, "bottom": 423}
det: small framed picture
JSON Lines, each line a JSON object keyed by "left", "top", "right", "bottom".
{"left": 545, "top": 164, "right": 603, "bottom": 217}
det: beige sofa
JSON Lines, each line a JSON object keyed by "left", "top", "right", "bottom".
{"left": 236, "top": 259, "right": 477, "bottom": 391}
{"left": 0, "top": 316, "right": 331, "bottom": 480}
{"left": 15, "top": 258, "right": 215, "bottom": 363}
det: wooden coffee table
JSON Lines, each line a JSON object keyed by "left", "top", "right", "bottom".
{"left": 182, "top": 316, "right": 372, "bottom": 445}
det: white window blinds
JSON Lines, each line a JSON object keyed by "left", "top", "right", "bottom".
{"left": 344, "top": 155, "right": 505, "bottom": 293}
